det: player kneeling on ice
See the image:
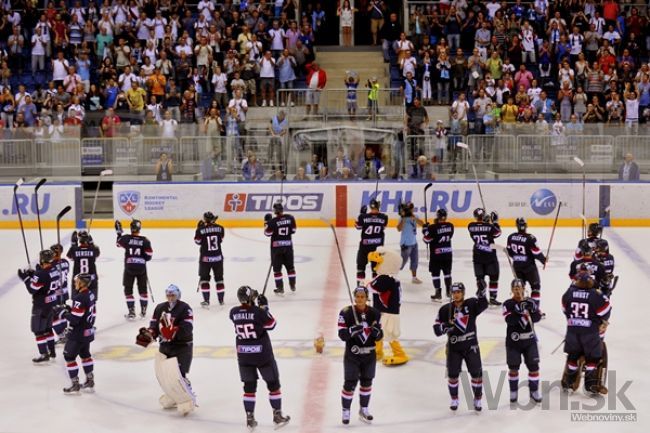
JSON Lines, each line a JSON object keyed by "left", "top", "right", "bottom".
{"left": 367, "top": 247, "right": 408, "bottom": 365}
{"left": 338, "top": 286, "right": 383, "bottom": 425}
{"left": 502, "top": 279, "right": 542, "bottom": 404}
{"left": 230, "top": 286, "right": 290, "bottom": 430}
{"left": 433, "top": 282, "right": 488, "bottom": 411}
{"left": 55, "top": 273, "right": 97, "bottom": 394}
{"left": 136, "top": 284, "right": 196, "bottom": 415}
{"left": 561, "top": 265, "right": 611, "bottom": 395}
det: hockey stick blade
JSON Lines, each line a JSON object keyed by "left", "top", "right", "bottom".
{"left": 35, "top": 178, "right": 47, "bottom": 191}
{"left": 377, "top": 166, "right": 386, "bottom": 174}
{"left": 424, "top": 182, "right": 433, "bottom": 190}
{"left": 100, "top": 169, "right": 114, "bottom": 176}
{"left": 456, "top": 142, "right": 469, "bottom": 149}
{"left": 57, "top": 205, "right": 72, "bottom": 220}
{"left": 14, "top": 177, "right": 24, "bottom": 192}
{"left": 572, "top": 156, "right": 585, "bottom": 167}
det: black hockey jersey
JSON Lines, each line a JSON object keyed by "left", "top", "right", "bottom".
{"left": 467, "top": 221, "right": 501, "bottom": 262}
{"left": 355, "top": 212, "right": 388, "bottom": 246}
{"left": 149, "top": 300, "right": 194, "bottom": 345}
{"left": 434, "top": 296, "right": 488, "bottom": 349}
{"left": 502, "top": 298, "right": 541, "bottom": 347}
{"left": 507, "top": 232, "right": 546, "bottom": 268}
{"left": 116, "top": 234, "right": 153, "bottom": 269}
{"left": 561, "top": 285, "right": 611, "bottom": 334}
{"left": 423, "top": 221, "right": 454, "bottom": 257}
{"left": 369, "top": 274, "right": 401, "bottom": 314}
{"left": 596, "top": 253, "right": 615, "bottom": 276}
{"left": 66, "top": 289, "right": 97, "bottom": 343}
{"left": 337, "top": 305, "right": 383, "bottom": 357}
{"left": 264, "top": 214, "right": 296, "bottom": 248}
{"left": 194, "top": 223, "right": 225, "bottom": 262}
{"left": 229, "top": 304, "right": 277, "bottom": 364}
{"left": 23, "top": 265, "right": 59, "bottom": 310}
{"left": 569, "top": 257, "right": 606, "bottom": 285}
{"left": 574, "top": 236, "right": 600, "bottom": 259}
{"left": 52, "top": 257, "right": 70, "bottom": 294}
{"left": 67, "top": 244, "right": 100, "bottom": 279}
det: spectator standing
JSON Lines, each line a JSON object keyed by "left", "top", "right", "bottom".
{"left": 618, "top": 153, "right": 640, "bottom": 181}
{"left": 242, "top": 152, "right": 265, "bottom": 180}
{"left": 155, "top": 152, "right": 173, "bottom": 182}
{"left": 268, "top": 110, "right": 288, "bottom": 171}
{"left": 259, "top": 51, "right": 277, "bottom": 107}
{"left": 305, "top": 62, "right": 327, "bottom": 115}
{"left": 277, "top": 49, "right": 297, "bottom": 107}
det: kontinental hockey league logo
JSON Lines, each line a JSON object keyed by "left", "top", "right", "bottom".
{"left": 530, "top": 189, "right": 557, "bottom": 215}
{"left": 118, "top": 190, "right": 140, "bottom": 215}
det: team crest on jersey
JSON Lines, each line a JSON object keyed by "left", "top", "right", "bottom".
{"left": 224, "top": 193, "right": 247, "bottom": 212}
{"left": 454, "top": 313, "right": 469, "bottom": 332}
{"left": 118, "top": 191, "right": 140, "bottom": 215}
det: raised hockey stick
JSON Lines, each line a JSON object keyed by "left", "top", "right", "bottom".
{"left": 573, "top": 156, "right": 586, "bottom": 238}
{"left": 457, "top": 142, "right": 486, "bottom": 210}
{"left": 146, "top": 277, "right": 155, "bottom": 304}
{"left": 14, "top": 178, "right": 31, "bottom": 266}
{"left": 373, "top": 166, "right": 386, "bottom": 200}
{"left": 543, "top": 202, "right": 562, "bottom": 270}
{"left": 322, "top": 218, "right": 359, "bottom": 324}
{"left": 88, "top": 169, "right": 113, "bottom": 233}
{"left": 261, "top": 263, "right": 273, "bottom": 296}
{"left": 56, "top": 206, "right": 72, "bottom": 245}
{"left": 423, "top": 182, "right": 433, "bottom": 223}
{"left": 34, "top": 178, "right": 47, "bottom": 250}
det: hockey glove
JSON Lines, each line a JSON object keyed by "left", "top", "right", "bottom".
{"left": 370, "top": 324, "right": 382, "bottom": 339}
{"left": 87, "top": 234, "right": 94, "bottom": 245}
{"left": 115, "top": 220, "right": 123, "bottom": 236}
{"left": 257, "top": 294, "right": 269, "bottom": 308}
{"left": 197, "top": 220, "right": 205, "bottom": 229}
{"left": 135, "top": 327, "right": 154, "bottom": 347}
{"left": 490, "top": 211, "right": 499, "bottom": 223}
{"left": 70, "top": 230, "right": 78, "bottom": 246}
{"left": 523, "top": 299, "right": 538, "bottom": 313}
{"left": 17, "top": 268, "right": 34, "bottom": 282}
{"left": 264, "top": 213, "right": 272, "bottom": 222}
{"left": 349, "top": 324, "right": 363, "bottom": 337}
{"left": 360, "top": 205, "right": 368, "bottom": 214}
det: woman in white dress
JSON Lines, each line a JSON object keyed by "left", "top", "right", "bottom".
{"left": 337, "top": 0, "right": 357, "bottom": 47}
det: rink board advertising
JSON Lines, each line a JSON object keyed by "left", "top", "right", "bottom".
{"left": 0, "top": 183, "right": 82, "bottom": 228}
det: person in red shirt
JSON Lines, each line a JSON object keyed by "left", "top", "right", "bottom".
{"left": 305, "top": 62, "right": 327, "bottom": 115}
{"left": 101, "top": 108, "right": 121, "bottom": 137}
{"left": 598, "top": 52, "right": 616, "bottom": 77}
{"left": 602, "top": 0, "right": 619, "bottom": 26}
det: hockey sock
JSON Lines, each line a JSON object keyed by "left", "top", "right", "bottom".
{"left": 125, "top": 295, "right": 135, "bottom": 311}
{"left": 216, "top": 281, "right": 225, "bottom": 303}
{"left": 443, "top": 274, "right": 452, "bottom": 295}
{"left": 269, "top": 390, "right": 282, "bottom": 411}
{"left": 139, "top": 293, "right": 148, "bottom": 310}
{"left": 200, "top": 282, "right": 210, "bottom": 302}
{"left": 274, "top": 272, "right": 284, "bottom": 290}
{"left": 447, "top": 378, "right": 459, "bottom": 399}
{"left": 52, "top": 315, "right": 67, "bottom": 336}
{"left": 489, "top": 280, "right": 498, "bottom": 299}
{"left": 508, "top": 371, "right": 519, "bottom": 393}
{"left": 36, "top": 334, "right": 48, "bottom": 354}
{"left": 341, "top": 389, "right": 354, "bottom": 409}
{"left": 243, "top": 393, "right": 256, "bottom": 413}
{"left": 66, "top": 361, "right": 79, "bottom": 379}
{"left": 471, "top": 377, "right": 483, "bottom": 398}
{"left": 531, "top": 289, "right": 541, "bottom": 304}
{"left": 528, "top": 371, "right": 540, "bottom": 393}
{"left": 359, "top": 386, "right": 372, "bottom": 408}
{"left": 432, "top": 276, "right": 441, "bottom": 290}
{"left": 46, "top": 332, "right": 55, "bottom": 353}
{"left": 82, "top": 357, "right": 94, "bottom": 375}
{"left": 288, "top": 271, "right": 296, "bottom": 287}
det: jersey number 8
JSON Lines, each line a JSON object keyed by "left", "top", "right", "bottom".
{"left": 79, "top": 258, "right": 89, "bottom": 273}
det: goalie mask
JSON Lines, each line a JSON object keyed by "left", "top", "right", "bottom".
{"left": 166, "top": 284, "right": 181, "bottom": 306}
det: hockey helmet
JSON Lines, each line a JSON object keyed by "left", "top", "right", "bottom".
{"left": 473, "top": 208, "right": 486, "bottom": 220}
{"left": 369, "top": 198, "right": 381, "bottom": 211}
{"left": 78, "top": 230, "right": 90, "bottom": 244}
{"left": 516, "top": 217, "right": 527, "bottom": 232}
{"left": 39, "top": 249, "right": 55, "bottom": 265}
{"left": 578, "top": 239, "right": 592, "bottom": 255}
{"left": 436, "top": 208, "right": 448, "bottom": 220}
{"left": 588, "top": 222, "right": 602, "bottom": 237}
{"left": 595, "top": 239, "right": 609, "bottom": 253}
{"left": 273, "top": 201, "right": 284, "bottom": 215}
{"left": 165, "top": 284, "right": 181, "bottom": 299}
{"left": 50, "top": 243, "right": 63, "bottom": 256}
{"left": 74, "top": 273, "right": 93, "bottom": 288}
{"left": 203, "top": 211, "right": 217, "bottom": 223}
{"left": 237, "top": 285, "right": 258, "bottom": 304}
{"left": 130, "top": 219, "right": 142, "bottom": 233}
{"left": 450, "top": 282, "right": 466, "bottom": 293}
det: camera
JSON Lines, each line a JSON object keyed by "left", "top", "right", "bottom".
{"left": 399, "top": 202, "right": 414, "bottom": 217}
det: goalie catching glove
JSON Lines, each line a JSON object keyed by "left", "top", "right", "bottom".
{"left": 136, "top": 327, "right": 154, "bottom": 347}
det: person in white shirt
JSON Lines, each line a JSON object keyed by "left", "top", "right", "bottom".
{"left": 51, "top": 52, "right": 70, "bottom": 86}
{"left": 211, "top": 65, "right": 228, "bottom": 108}
{"left": 589, "top": 12, "right": 606, "bottom": 37}
{"left": 118, "top": 66, "right": 137, "bottom": 92}
{"left": 450, "top": 93, "right": 469, "bottom": 121}
{"left": 31, "top": 27, "right": 46, "bottom": 77}
{"left": 198, "top": 0, "right": 215, "bottom": 22}
{"left": 485, "top": 0, "right": 501, "bottom": 20}
{"left": 602, "top": 25, "right": 621, "bottom": 49}
{"left": 259, "top": 51, "right": 277, "bottom": 107}
{"left": 63, "top": 66, "right": 82, "bottom": 94}
{"left": 624, "top": 84, "right": 639, "bottom": 132}
{"left": 400, "top": 50, "right": 417, "bottom": 77}
{"left": 520, "top": 21, "right": 536, "bottom": 64}
{"left": 153, "top": 11, "right": 167, "bottom": 41}
{"left": 245, "top": 34, "right": 263, "bottom": 61}
{"left": 268, "top": 20, "right": 286, "bottom": 58}
{"left": 159, "top": 109, "right": 178, "bottom": 138}
{"left": 228, "top": 89, "right": 249, "bottom": 123}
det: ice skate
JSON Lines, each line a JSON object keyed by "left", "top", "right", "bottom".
{"left": 32, "top": 354, "right": 50, "bottom": 364}
{"left": 272, "top": 409, "right": 290, "bottom": 429}
{"left": 358, "top": 407, "right": 373, "bottom": 423}
{"left": 246, "top": 411, "right": 257, "bottom": 431}
{"left": 450, "top": 398, "right": 459, "bottom": 411}
{"left": 342, "top": 408, "right": 351, "bottom": 424}
{"left": 82, "top": 373, "right": 95, "bottom": 393}
{"left": 200, "top": 301, "right": 210, "bottom": 309}
{"left": 63, "top": 377, "right": 81, "bottom": 395}
{"left": 473, "top": 398, "right": 482, "bottom": 412}
{"left": 125, "top": 307, "right": 136, "bottom": 320}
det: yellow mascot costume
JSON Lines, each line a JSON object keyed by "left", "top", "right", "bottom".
{"left": 367, "top": 247, "right": 409, "bottom": 366}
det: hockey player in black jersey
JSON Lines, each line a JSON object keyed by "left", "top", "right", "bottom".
{"left": 229, "top": 286, "right": 290, "bottom": 430}
{"left": 66, "top": 230, "right": 101, "bottom": 298}
{"left": 569, "top": 240, "right": 606, "bottom": 287}
{"left": 573, "top": 222, "right": 603, "bottom": 260}
{"left": 264, "top": 202, "right": 297, "bottom": 295}
{"left": 195, "top": 212, "right": 226, "bottom": 307}
{"left": 18, "top": 250, "right": 60, "bottom": 363}
{"left": 434, "top": 282, "right": 488, "bottom": 411}
{"left": 561, "top": 266, "right": 611, "bottom": 394}
{"left": 423, "top": 208, "right": 454, "bottom": 301}
{"left": 338, "top": 286, "right": 383, "bottom": 425}
{"left": 506, "top": 218, "right": 547, "bottom": 304}
{"left": 57, "top": 273, "right": 97, "bottom": 394}
{"left": 116, "top": 219, "right": 153, "bottom": 318}
{"left": 50, "top": 243, "right": 71, "bottom": 342}
{"left": 502, "top": 279, "right": 542, "bottom": 403}
{"left": 355, "top": 199, "right": 389, "bottom": 284}
{"left": 468, "top": 208, "right": 502, "bottom": 306}
{"left": 594, "top": 239, "right": 616, "bottom": 296}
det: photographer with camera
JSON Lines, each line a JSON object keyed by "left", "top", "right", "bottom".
{"left": 397, "top": 202, "right": 425, "bottom": 284}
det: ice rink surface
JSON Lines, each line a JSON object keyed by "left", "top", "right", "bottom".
{"left": 0, "top": 225, "right": 647, "bottom": 433}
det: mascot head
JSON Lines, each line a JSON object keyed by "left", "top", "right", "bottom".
{"left": 368, "top": 246, "right": 401, "bottom": 276}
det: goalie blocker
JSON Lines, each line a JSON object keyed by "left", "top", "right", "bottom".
{"left": 136, "top": 284, "right": 196, "bottom": 415}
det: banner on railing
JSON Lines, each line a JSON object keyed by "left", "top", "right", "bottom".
{"left": 0, "top": 182, "right": 82, "bottom": 228}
